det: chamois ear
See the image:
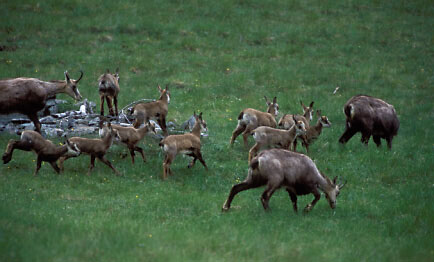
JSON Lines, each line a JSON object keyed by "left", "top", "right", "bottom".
{"left": 333, "top": 176, "right": 338, "bottom": 185}
{"left": 316, "top": 110, "right": 321, "bottom": 117}
{"left": 64, "top": 71, "right": 71, "bottom": 83}
{"left": 264, "top": 96, "right": 270, "bottom": 105}
{"left": 292, "top": 115, "right": 297, "bottom": 122}
{"left": 199, "top": 112, "right": 203, "bottom": 119}
{"left": 309, "top": 101, "right": 314, "bottom": 108}
{"left": 157, "top": 85, "right": 162, "bottom": 92}
{"left": 300, "top": 100, "right": 306, "bottom": 109}
{"left": 165, "top": 84, "right": 169, "bottom": 91}
{"left": 272, "top": 97, "right": 277, "bottom": 104}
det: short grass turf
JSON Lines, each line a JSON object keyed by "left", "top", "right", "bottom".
{"left": 0, "top": 0, "right": 433, "bottom": 261}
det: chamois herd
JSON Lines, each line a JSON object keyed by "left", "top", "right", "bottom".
{"left": 0, "top": 70, "right": 400, "bottom": 213}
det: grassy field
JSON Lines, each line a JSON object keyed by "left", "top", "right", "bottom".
{"left": 1, "top": 0, "right": 433, "bottom": 261}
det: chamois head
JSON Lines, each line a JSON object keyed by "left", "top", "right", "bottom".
{"left": 317, "top": 110, "right": 331, "bottom": 127}
{"left": 194, "top": 112, "right": 208, "bottom": 133}
{"left": 158, "top": 84, "right": 171, "bottom": 104}
{"left": 64, "top": 139, "right": 81, "bottom": 157}
{"left": 264, "top": 96, "right": 279, "bottom": 116}
{"left": 323, "top": 176, "right": 346, "bottom": 209}
{"left": 300, "top": 101, "right": 314, "bottom": 121}
{"left": 292, "top": 115, "right": 307, "bottom": 136}
{"left": 64, "top": 70, "right": 83, "bottom": 101}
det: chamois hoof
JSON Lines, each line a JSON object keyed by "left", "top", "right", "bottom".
{"left": 2, "top": 154, "right": 12, "bottom": 164}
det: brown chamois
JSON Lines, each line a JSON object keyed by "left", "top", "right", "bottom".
{"left": 159, "top": 112, "right": 208, "bottom": 179}
{"left": 248, "top": 115, "right": 307, "bottom": 163}
{"left": 230, "top": 96, "right": 279, "bottom": 148}
{"left": 294, "top": 110, "right": 332, "bottom": 153}
{"left": 0, "top": 71, "right": 83, "bottom": 133}
{"left": 277, "top": 100, "right": 314, "bottom": 130}
{"left": 98, "top": 68, "right": 120, "bottom": 116}
{"left": 339, "top": 95, "right": 399, "bottom": 149}
{"left": 131, "top": 85, "right": 171, "bottom": 136}
{"left": 59, "top": 122, "right": 121, "bottom": 176}
{"left": 100, "top": 118, "right": 156, "bottom": 164}
{"left": 222, "top": 148, "right": 346, "bottom": 213}
{"left": 2, "top": 130, "right": 80, "bottom": 176}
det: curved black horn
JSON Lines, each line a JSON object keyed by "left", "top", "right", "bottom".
{"left": 339, "top": 179, "right": 347, "bottom": 189}
{"left": 76, "top": 70, "right": 84, "bottom": 83}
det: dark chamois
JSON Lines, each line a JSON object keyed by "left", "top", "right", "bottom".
{"left": 339, "top": 95, "right": 399, "bottom": 149}
{"left": 98, "top": 68, "right": 120, "bottom": 116}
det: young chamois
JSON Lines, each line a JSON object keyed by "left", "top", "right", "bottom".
{"left": 294, "top": 110, "right": 332, "bottom": 153}
{"left": 59, "top": 122, "right": 121, "bottom": 176}
{"left": 222, "top": 148, "right": 346, "bottom": 213}
{"left": 230, "top": 96, "right": 279, "bottom": 148}
{"left": 159, "top": 112, "right": 208, "bottom": 179}
{"left": 339, "top": 95, "right": 399, "bottom": 149}
{"left": 131, "top": 85, "right": 170, "bottom": 136}
{"left": 0, "top": 71, "right": 83, "bottom": 133}
{"left": 248, "top": 115, "right": 307, "bottom": 163}
{"left": 99, "top": 115, "right": 156, "bottom": 164}
{"left": 278, "top": 100, "right": 314, "bottom": 130}
{"left": 2, "top": 130, "right": 80, "bottom": 176}
{"left": 98, "top": 68, "right": 120, "bottom": 116}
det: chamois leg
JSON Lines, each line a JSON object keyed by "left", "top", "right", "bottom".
{"left": 163, "top": 153, "right": 174, "bottom": 179}
{"left": 106, "top": 96, "right": 114, "bottom": 116}
{"left": 2, "top": 139, "right": 32, "bottom": 164}
{"left": 194, "top": 149, "right": 207, "bottom": 170}
{"left": 229, "top": 124, "right": 245, "bottom": 146}
{"left": 100, "top": 95, "right": 105, "bottom": 116}
{"left": 286, "top": 189, "right": 298, "bottom": 213}
{"left": 128, "top": 147, "right": 136, "bottom": 164}
{"left": 248, "top": 143, "right": 260, "bottom": 163}
{"left": 28, "top": 113, "right": 42, "bottom": 134}
{"left": 338, "top": 126, "right": 357, "bottom": 144}
{"left": 98, "top": 155, "right": 121, "bottom": 176}
{"left": 260, "top": 184, "right": 278, "bottom": 211}
{"left": 386, "top": 137, "right": 393, "bottom": 150}
{"left": 373, "top": 135, "right": 382, "bottom": 147}
{"left": 303, "top": 188, "right": 321, "bottom": 213}
{"left": 58, "top": 155, "right": 72, "bottom": 172}
{"left": 158, "top": 115, "right": 168, "bottom": 137}
{"left": 34, "top": 156, "right": 43, "bottom": 176}
{"left": 361, "top": 131, "right": 371, "bottom": 146}
{"left": 49, "top": 161, "right": 61, "bottom": 174}
{"left": 88, "top": 155, "right": 96, "bottom": 175}
{"left": 222, "top": 178, "right": 266, "bottom": 211}
{"left": 113, "top": 95, "right": 119, "bottom": 116}
{"left": 242, "top": 126, "right": 255, "bottom": 148}
{"left": 134, "top": 146, "right": 146, "bottom": 163}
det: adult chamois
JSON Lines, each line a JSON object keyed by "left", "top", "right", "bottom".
{"left": 338, "top": 95, "right": 399, "bottom": 149}
{"left": 0, "top": 71, "right": 83, "bottom": 133}
{"left": 222, "top": 149, "right": 346, "bottom": 213}
{"left": 98, "top": 68, "right": 120, "bottom": 116}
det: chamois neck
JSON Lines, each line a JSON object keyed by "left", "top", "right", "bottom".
{"left": 46, "top": 81, "right": 67, "bottom": 97}
{"left": 55, "top": 144, "right": 68, "bottom": 156}
{"left": 191, "top": 121, "right": 201, "bottom": 137}
{"left": 287, "top": 125, "right": 296, "bottom": 136}
{"left": 317, "top": 173, "right": 333, "bottom": 192}
{"left": 313, "top": 119, "right": 323, "bottom": 133}
{"left": 138, "top": 126, "right": 149, "bottom": 138}
{"left": 159, "top": 92, "right": 168, "bottom": 102}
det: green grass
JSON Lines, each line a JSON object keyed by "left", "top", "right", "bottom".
{"left": 1, "top": 0, "right": 433, "bottom": 261}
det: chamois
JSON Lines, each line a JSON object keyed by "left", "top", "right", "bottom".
{"left": 159, "top": 112, "right": 208, "bottom": 179}
{"left": 230, "top": 96, "right": 279, "bottom": 148}
{"left": 222, "top": 149, "right": 346, "bottom": 213}
{"left": 98, "top": 68, "right": 120, "bottom": 116}
{"left": 2, "top": 130, "right": 80, "bottom": 176}
{"left": 131, "top": 85, "right": 171, "bottom": 136}
{"left": 338, "top": 95, "right": 399, "bottom": 149}
{"left": 294, "top": 110, "right": 331, "bottom": 152}
{"left": 248, "top": 115, "right": 307, "bottom": 163}
{"left": 100, "top": 117, "right": 156, "bottom": 164}
{"left": 278, "top": 100, "right": 314, "bottom": 130}
{"left": 59, "top": 122, "right": 121, "bottom": 176}
{"left": 0, "top": 71, "right": 83, "bottom": 133}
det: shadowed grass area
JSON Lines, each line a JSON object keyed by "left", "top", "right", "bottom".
{"left": 0, "top": 0, "right": 433, "bottom": 261}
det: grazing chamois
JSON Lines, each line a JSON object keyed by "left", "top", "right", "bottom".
{"left": 278, "top": 100, "right": 314, "bottom": 130}
{"left": 230, "top": 96, "right": 279, "bottom": 148}
{"left": 2, "top": 130, "right": 80, "bottom": 176}
{"left": 338, "top": 95, "right": 399, "bottom": 149}
{"left": 131, "top": 85, "right": 171, "bottom": 136}
{"left": 294, "top": 110, "right": 331, "bottom": 152}
{"left": 59, "top": 122, "right": 121, "bottom": 176}
{"left": 248, "top": 115, "right": 307, "bottom": 163}
{"left": 99, "top": 117, "right": 156, "bottom": 164}
{"left": 222, "top": 148, "right": 346, "bottom": 213}
{"left": 159, "top": 112, "right": 208, "bottom": 179}
{"left": 98, "top": 68, "right": 120, "bottom": 116}
{"left": 0, "top": 71, "right": 83, "bottom": 133}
